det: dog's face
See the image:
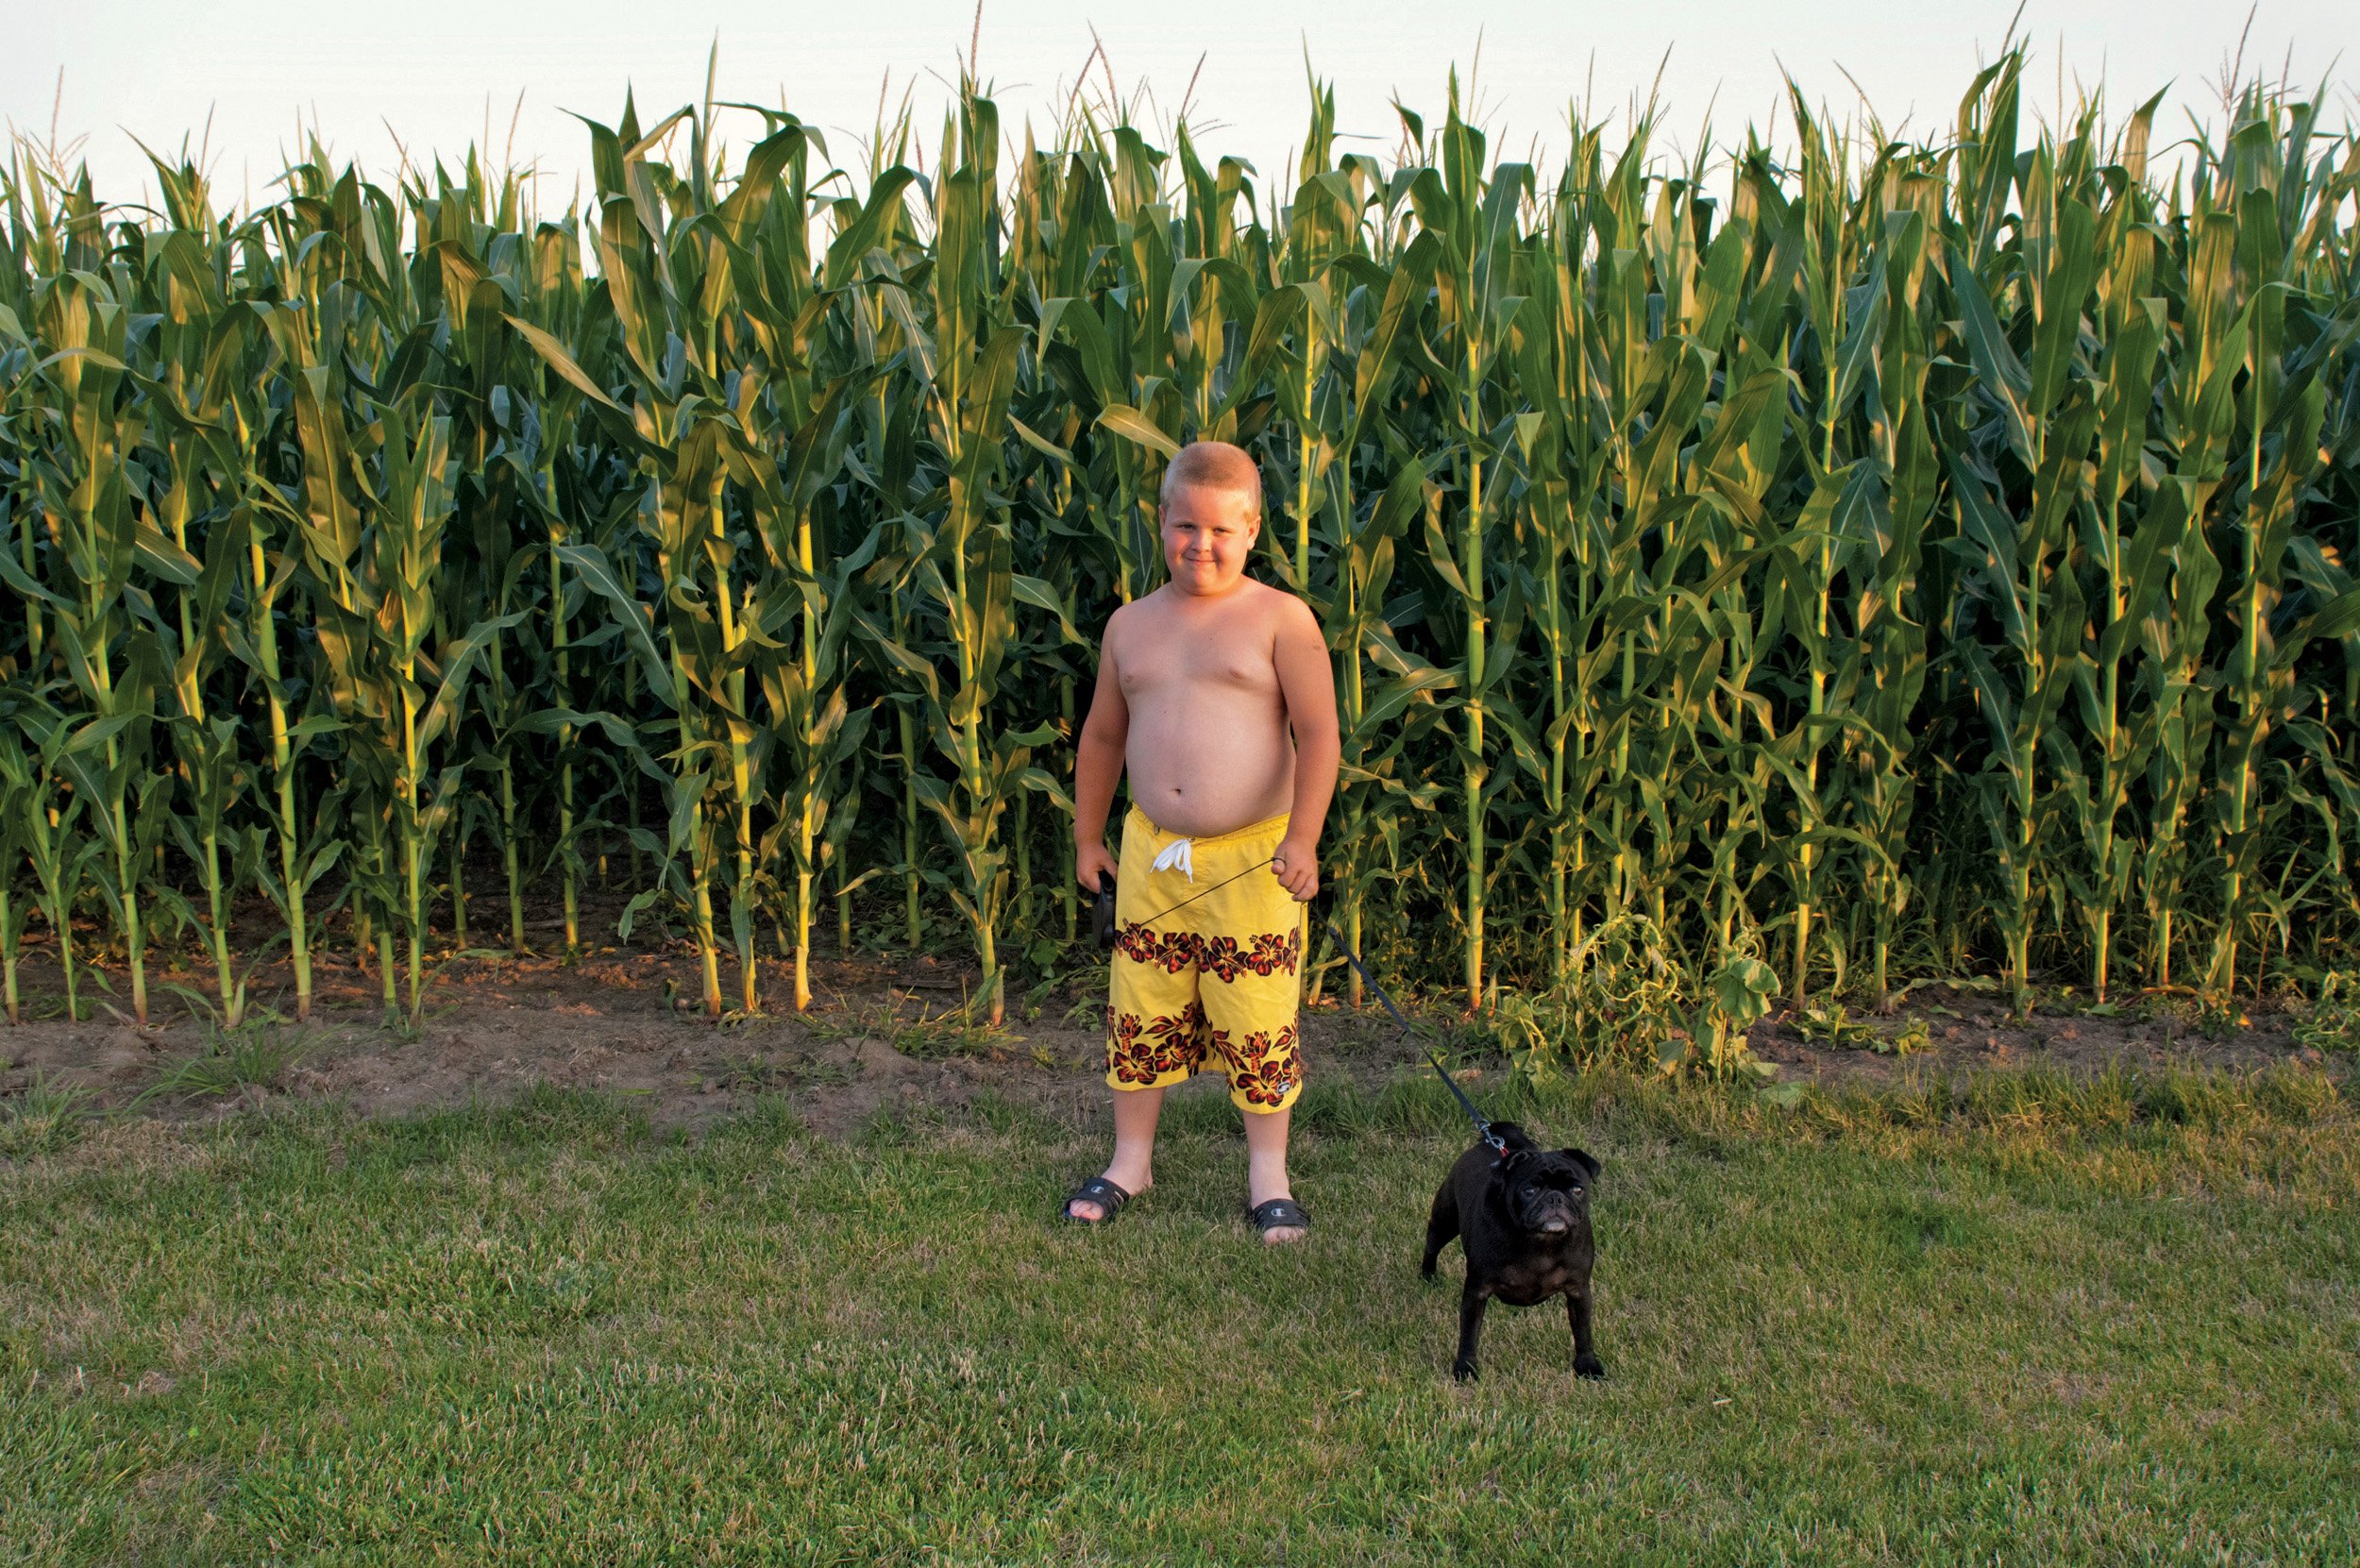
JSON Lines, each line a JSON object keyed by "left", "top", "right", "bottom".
{"left": 1500, "top": 1147, "right": 1600, "bottom": 1238}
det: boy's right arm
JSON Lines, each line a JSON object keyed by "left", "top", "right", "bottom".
{"left": 1071, "top": 623, "right": 1128, "bottom": 889}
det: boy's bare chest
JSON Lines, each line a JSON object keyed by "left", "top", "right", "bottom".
{"left": 1119, "top": 614, "right": 1278, "bottom": 701}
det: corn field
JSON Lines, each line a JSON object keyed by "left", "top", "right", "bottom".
{"left": 2, "top": 51, "right": 2357, "bottom": 1036}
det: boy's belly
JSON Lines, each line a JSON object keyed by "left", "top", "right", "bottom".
{"left": 1124, "top": 689, "right": 1296, "bottom": 838}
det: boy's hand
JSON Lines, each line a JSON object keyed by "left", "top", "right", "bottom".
{"left": 1076, "top": 839, "right": 1121, "bottom": 892}
{"left": 1271, "top": 835, "right": 1320, "bottom": 902}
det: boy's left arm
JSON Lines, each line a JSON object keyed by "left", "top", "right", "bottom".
{"left": 1271, "top": 598, "right": 1341, "bottom": 902}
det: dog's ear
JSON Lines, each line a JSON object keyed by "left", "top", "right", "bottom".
{"left": 1562, "top": 1148, "right": 1601, "bottom": 1178}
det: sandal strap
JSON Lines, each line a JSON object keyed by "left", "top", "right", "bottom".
{"left": 1064, "top": 1175, "right": 1132, "bottom": 1219}
{"left": 1248, "top": 1197, "right": 1310, "bottom": 1230}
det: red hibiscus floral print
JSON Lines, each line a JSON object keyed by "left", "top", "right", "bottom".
{"left": 1106, "top": 1003, "right": 1207, "bottom": 1085}
{"left": 1136, "top": 927, "right": 1303, "bottom": 983}
{"left": 1213, "top": 1024, "right": 1302, "bottom": 1106}
{"left": 1244, "top": 929, "right": 1302, "bottom": 978}
{"left": 1105, "top": 1008, "right": 1155, "bottom": 1085}
{"left": 1114, "top": 925, "right": 1199, "bottom": 973}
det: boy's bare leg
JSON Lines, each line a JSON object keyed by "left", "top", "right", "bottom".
{"left": 1067, "top": 1086, "right": 1165, "bottom": 1222}
{"left": 1244, "top": 1105, "right": 1305, "bottom": 1244}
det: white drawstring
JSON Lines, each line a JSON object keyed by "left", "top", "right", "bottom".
{"left": 1150, "top": 837, "right": 1195, "bottom": 882}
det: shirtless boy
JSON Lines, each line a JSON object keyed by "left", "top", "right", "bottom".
{"left": 1062, "top": 441, "right": 1340, "bottom": 1245}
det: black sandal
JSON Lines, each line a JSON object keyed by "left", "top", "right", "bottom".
{"left": 1247, "top": 1197, "right": 1311, "bottom": 1238}
{"left": 1063, "top": 1175, "right": 1133, "bottom": 1224}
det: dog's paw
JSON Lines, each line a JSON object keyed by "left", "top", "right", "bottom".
{"left": 1419, "top": 1258, "right": 1439, "bottom": 1281}
{"left": 1574, "top": 1354, "right": 1606, "bottom": 1380}
{"left": 1450, "top": 1359, "right": 1479, "bottom": 1383}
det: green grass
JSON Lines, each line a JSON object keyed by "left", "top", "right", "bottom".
{"left": 3, "top": 1066, "right": 2356, "bottom": 1565}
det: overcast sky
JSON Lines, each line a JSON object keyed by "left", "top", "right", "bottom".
{"left": 8, "top": 1, "right": 2352, "bottom": 212}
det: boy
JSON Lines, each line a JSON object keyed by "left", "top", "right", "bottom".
{"left": 1062, "top": 440, "right": 1340, "bottom": 1244}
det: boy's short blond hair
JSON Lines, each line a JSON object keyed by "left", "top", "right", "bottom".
{"left": 1160, "top": 440, "right": 1263, "bottom": 516}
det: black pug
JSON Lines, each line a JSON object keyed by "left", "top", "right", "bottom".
{"left": 1420, "top": 1121, "right": 1603, "bottom": 1382}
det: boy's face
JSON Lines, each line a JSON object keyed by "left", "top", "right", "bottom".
{"left": 1158, "top": 481, "right": 1260, "bottom": 597}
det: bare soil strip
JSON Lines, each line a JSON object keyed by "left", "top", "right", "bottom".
{"left": 2, "top": 933, "right": 2326, "bottom": 1138}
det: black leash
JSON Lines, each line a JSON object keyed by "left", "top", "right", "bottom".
{"left": 1319, "top": 919, "right": 1509, "bottom": 1158}
{"left": 1090, "top": 855, "right": 1506, "bottom": 1158}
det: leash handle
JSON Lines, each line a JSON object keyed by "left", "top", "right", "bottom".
{"left": 1092, "top": 872, "right": 1118, "bottom": 951}
{"left": 1320, "top": 919, "right": 1506, "bottom": 1155}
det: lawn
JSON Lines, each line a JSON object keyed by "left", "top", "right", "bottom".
{"left": 3, "top": 1065, "right": 2355, "bottom": 1565}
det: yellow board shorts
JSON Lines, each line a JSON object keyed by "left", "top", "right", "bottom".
{"left": 1105, "top": 807, "right": 1306, "bottom": 1113}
